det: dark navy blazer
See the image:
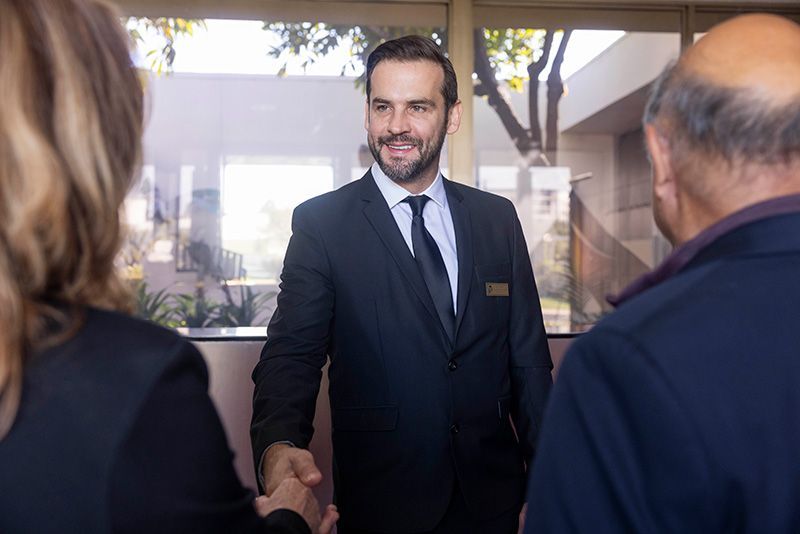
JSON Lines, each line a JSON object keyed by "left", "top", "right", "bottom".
{"left": 252, "top": 171, "right": 552, "bottom": 532}
{"left": 527, "top": 210, "right": 800, "bottom": 533}
{"left": 0, "top": 308, "right": 308, "bottom": 534}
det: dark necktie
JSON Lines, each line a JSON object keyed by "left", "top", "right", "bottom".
{"left": 404, "top": 195, "right": 455, "bottom": 342}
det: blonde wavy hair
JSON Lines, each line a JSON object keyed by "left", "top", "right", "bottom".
{"left": 0, "top": 0, "right": 143, "bottom": 437}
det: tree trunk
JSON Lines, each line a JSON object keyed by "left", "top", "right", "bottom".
{"left": 473, "top": 29, "right": 534, "bottom": 157}
{"left": 527, "top": 31, "right": 553, "bottom": 155}
{"left": 545, "top": 30, "right": 572, "bottom": 166}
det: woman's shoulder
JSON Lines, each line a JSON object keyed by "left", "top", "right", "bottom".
{"left": 38, "top": 307, "right": 206, "bottom": 400}
{"left": 0, "top": 309, "right": 215, "bottom": 533}
{"left": 79, "top": 307, "right": 199, "bottom": 361}
{"left": 84, "top": 306, "right": 185, "bottom": 347}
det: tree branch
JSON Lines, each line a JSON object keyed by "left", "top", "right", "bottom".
{"left": 473, "top": 28, "right": 533, "bottom": 156}
{"left": 545, "top": 29, "right": 572, "bottom": 165}
{"left": 527, "top": 30, "right": 554, "bottom": 151}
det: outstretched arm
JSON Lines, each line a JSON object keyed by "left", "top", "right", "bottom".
{"left": 251, "top": 202, "right": 334, "bottom": 493}
{"left": 110, "top": 341, "right": 320, "bottom": 534}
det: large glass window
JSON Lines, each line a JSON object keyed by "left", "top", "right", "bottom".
{"left": 472, "top": 7, "right": 681, "bottom": 332}
{"left": 120, "top": 3, "right": 800, "bottom": 335}
{"left": 122, "top": 9, "right": 446, "bottom": 329}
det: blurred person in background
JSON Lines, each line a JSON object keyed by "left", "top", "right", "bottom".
{"left": 0, "top": 1, "right": 336, "bottom": 532}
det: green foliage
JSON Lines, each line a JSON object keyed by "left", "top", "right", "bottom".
{"left": 170, "top": 289, "right": 223, "bottom": 328}
{"left": 264, "top": 22, "right": 550, "bottom": 93}
{"left": 482, "top": 28, "right": 548, "bottom": 91}
{"left": 265, "top": 22, "right": 445, "bottom": 81}
{"left": 130, "top": 279, "right": 276, "bottom": 329}
{"left": 132, "top": 280, "right": 175, "bottom": 327}
{"left": 127, "top": 17, "right": 207, "bottom": 74}
{"left": 216, "top": 284, "right": 276, "bottom": 327}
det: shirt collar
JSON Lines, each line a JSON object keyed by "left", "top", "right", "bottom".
{"left": 608, "top": 193, "right": 800, "bottom": 307}
{"left": 371, "top": 162, "right": 447, "bottom": 210}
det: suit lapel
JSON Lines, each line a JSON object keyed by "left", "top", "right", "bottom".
{"left": 444, "top": 180, "right": 473, "bottom": 341}
{"left": 359, "top": 172, "right": 442, "bottom": 329}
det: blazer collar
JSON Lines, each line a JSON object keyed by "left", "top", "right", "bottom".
{"left": 442, "top": 179, "right": 472, "bottom": 340}
{"left": 359, "top": 171, "right": 448, "bottom": 345}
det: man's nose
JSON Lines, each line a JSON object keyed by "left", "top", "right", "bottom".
{"left": 387, "top": 109, "right": 410, "bottom": 135}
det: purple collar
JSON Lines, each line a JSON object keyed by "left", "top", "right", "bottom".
{"left": 607, "top": 193, "right": 800, "bottom": 307}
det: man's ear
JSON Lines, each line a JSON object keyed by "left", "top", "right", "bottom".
{"left": 645, "top": 124, "right": 677, "bottom": 204}
{"left": 364, "top": 100, "right": 370, "bottom": 131}
{"left": 646, "top": 123, "right": 684, "bottom": 244}
{"left": 446, "top": 100, "right": 462, "bottom": 134}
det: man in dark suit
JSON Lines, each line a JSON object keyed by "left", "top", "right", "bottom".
{"left": 251, "top": 36, "right": 552, "bottom": 533}
{"left": 526, "top": 14, "right": 800, "bottom": 533}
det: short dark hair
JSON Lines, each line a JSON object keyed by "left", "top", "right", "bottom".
{"left": 366, "top": 35, "right": 458, "bottom": 112}
{"left": 644, "top": 62, "right": 800, "bottom": 169}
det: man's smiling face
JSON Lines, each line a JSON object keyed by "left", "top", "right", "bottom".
{"left": 365, "top": 59, "right": 459, "bottom": 188}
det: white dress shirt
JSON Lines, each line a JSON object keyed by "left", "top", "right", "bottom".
{"left": 371, "top": 162, "right": 458, "bottom": 310}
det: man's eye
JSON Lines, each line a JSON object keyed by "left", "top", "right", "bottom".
{"left": 375, "top": 105, "right": 389, "bottom": 112}
{"left": 411, "top": 105, "right": 426, "bottom": 112}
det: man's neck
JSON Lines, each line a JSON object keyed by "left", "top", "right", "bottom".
{"left": 386, "top": 161, "right": 441, "bottom": 195}
{"left": 398, "top": 176, "right": 436, "bottom": 195}
{"left": 676, "top": 171, "right": 800, "bottom": 245}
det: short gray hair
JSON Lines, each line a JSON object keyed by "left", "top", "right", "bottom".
{"left": 644, "top": 62, "right": 800, "bottom": 168}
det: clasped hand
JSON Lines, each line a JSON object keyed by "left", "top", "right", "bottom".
{"left": 256, "top": 444, "right": 338, "bottom": 534}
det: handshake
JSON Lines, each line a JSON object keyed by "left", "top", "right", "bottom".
{"left": 256, "top": 444, "right": 338, "bottom": 534}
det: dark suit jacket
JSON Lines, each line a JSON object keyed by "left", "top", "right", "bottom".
{"left": 252, "top": 171, "right": 552, "bottom": 532}
{"left": 527, "top": 211, "right": 800, "bottom": 533}
{"left": 0, "top": 307, "right": 308, "bottom": 534}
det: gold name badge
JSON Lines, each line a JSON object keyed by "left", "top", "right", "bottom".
{"left": 486, "top": 282, "right": 509, "bottom": 297}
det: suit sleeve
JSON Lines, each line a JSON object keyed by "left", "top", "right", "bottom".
{"left": 525, "top": 328, "right": 718, "bottom": 533}
{"left": 251, "top": 202, "right": 333, "bottom": 482}
{"left": 109, "top": 340, "right": 311, "bottom": 534}
{"left": 508, "top": 207, "right": 553, "bottom": 465}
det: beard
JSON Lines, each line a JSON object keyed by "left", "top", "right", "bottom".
{"left": 368, "top": 120, "right": 448, "bottom": 185}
